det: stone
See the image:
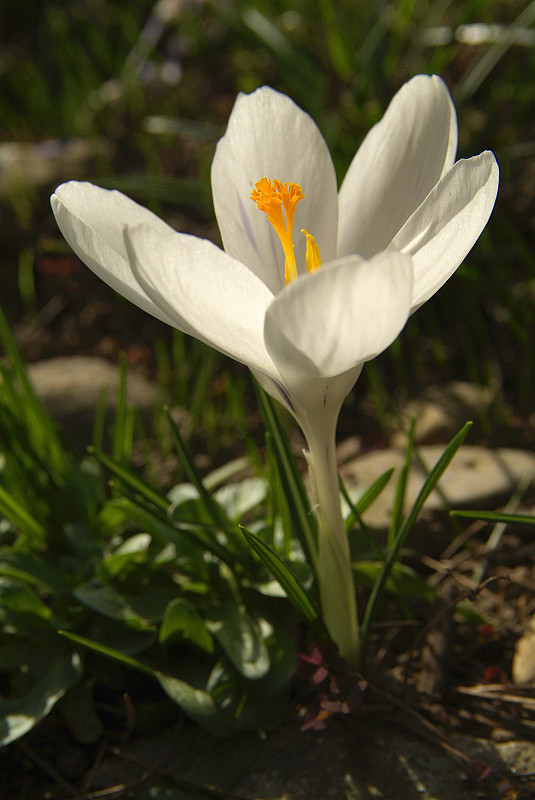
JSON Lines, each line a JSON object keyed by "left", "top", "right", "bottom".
{"left": 340, "top": 444, "right": 535, "bottom": 529}
{"left": 0, "top": 138, "right": 111, "bottom": 196}
{"left": 233, "top": 716, "right": 535, "bottom": 799}
{"left": 391, "top": 381, "right": 493, "bottom": 447}
{"left": 513, "top": 614, "right": 535, "bottom": 684}
{"left": 27, "top": 356, "right": 159, "bottom": 451}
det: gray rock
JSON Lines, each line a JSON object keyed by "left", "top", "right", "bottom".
{"left": 27, "top": 356, "right": 159, "bottom": 450}
{"left": 513, "top": 613, "right": 535, "bottom": 684}
{"left": 391, "top": 381, "right": 493, "bottom": 447}
{"left": 234, "top": 717, "right": 535, "bottom": 799}
{"left": 340, "top": 444, "right": 535, "bottom": 529}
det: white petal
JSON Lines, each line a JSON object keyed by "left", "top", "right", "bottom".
{"left": 338, "top": 74, "right": 458, "bottom": 259}
{"left": 51, "top": 181, "right": 177, "bottom": 326}
{"left": 211, "top": 87, "right": 338, "bottom": 294}
{"left": 264, "top": 250, "right": 414, "bottom": 398}
{"left": 124, "top": 223, "right": 279, "bottom": 377}
{"left": 392, "top": 151, "right": 499, "bottom": 310}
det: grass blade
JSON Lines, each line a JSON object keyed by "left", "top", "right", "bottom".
{"left": 255, "top": 384, "right": 317, "bottom": 571}
{"left": 360, "top": 422, "right": 472, "bottom": 664}
{"left": 241, "top": 526, "right": 318, "bottom": 623}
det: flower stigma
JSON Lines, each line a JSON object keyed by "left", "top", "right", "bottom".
{"left": 250, "top": 177, "right": 322, "bottom": 284}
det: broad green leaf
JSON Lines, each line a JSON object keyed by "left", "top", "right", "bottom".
{"left": 0, "top": 577, "right": 52, "bottom": 620}
{"left": 159, "top": 598, "right": 214, "bottom": 653}
{"left": 57, "top": 682, "right": 103, "bottom": 744}
{"left": 206, "top": 601, "right": 270, "bottom": 680}
{"left": 73, "top": 579, "right": 155, "bottom": 631}
{"left": 214, "top": 477, "right": 267, "bottom": 520}
{"left": 241, "top": 526, "right": 318, "bottom": 623}
{"left": 102, "top": 533, "right": 152, "bottom": 578}
{"left": 353, "top": 561, "right": 435, "bottom": 602}
{"left": 207, "top": 660, "right": 289, "bottom": 734}
{"left": 156, "top": 673, "right": 227, "bottom": 735}
{"left": 0, "top": 652, "right": 81, "bottom": 746}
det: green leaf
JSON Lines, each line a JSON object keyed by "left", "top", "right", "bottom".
{"left": 353, "top": 561, "right": 435, "bottom": 602}
{"left": 0, "top": 550, "right": 63, "bottom": 595}
{"left": 214, "top": 477, "right": 267, "bottom": 520}
{"left": 360, "top": 421, "right": 472, "bottom": 663}
{"left": 451, "top": 509, "right": 535, "bottom": 526}
{"left": 164, "top": 408, "right": 235, "bottom": 538}
{"left": 388, "top": 421, "right": 415, "bottom": 548}
{"left": 0, "top": 576, "right": 52, "bottom": 620}
{"left": 89, "top": 447, "right": 169, "bottom": 512}
{"left": 206, "top": 601, "right": 270, "bottom": 680}
{"left": 102, "top": 533, "right": 152, "bottom": 578}
{"left": 73, "top": 579, "right": 155, "bottom": 631}
{"left": 156, "top": 673, "right": 227, "bottom": 736}
{"left": 349, "top": 467, "right": 395, "bottom": 518}
{"left": 0, "top": 652, "right": 81, "bottom": 746}
{"left": 207, "top": 659, "right": 289, "bottom": 734}
{"left": 241, "top": 526, "right": 318, "bottom": 623}
{"left": 0, "top": 483, "right": 46, "bottom": 542}
{"left": 57, "top": 682, "right": 103, "bottom": 744}
{"left": 159, "top": 598, "right": 214, "bottom": 653}
{"left": 58, "top": 630, "right": 156, "bottom": 677}
{"left": 255, "top": 384, "right": 317, "bottom": 567}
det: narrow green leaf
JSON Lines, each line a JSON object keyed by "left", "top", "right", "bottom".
{"left": 451, "top": 509, "right": 535, "bottom": 526}
{"left": 255, "top": 384, "right": 317, "bottom": 570}
{"left": 105, "top": 492, "right": 234, "bottom": 567}
{"left": 0, "top": 483, "right": 46, "bottom": 542}
{"left": 58, "top": 630, "right": 156, "bottom": 677}
{"left": 360, "top": 421, "right": 472, "bottom": 663}
{"left": 352, "top": 467, "right": 395, "bottom": 517}
{"left": 89, "top": 447, "right": 169, "bottom": 512}
{"left": 388, "top": 421, "right": 415, "bottom": 549}
{"left": 241, "top": 526, "right": 318, "bottom": 623}
{"left": 164, "top": 407, "right": 233, "bottom": 536}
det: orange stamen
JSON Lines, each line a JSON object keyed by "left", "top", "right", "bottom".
{"left": 250, "top": 177, "right": 305, "bottom": 283}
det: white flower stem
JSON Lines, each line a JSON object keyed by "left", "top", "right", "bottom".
{"left": 302, "top": 411, "right": 360, "bottom": 666}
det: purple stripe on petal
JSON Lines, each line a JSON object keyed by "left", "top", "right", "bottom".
{"left": 238, "top": 193, "right": 260, "bottom": 258}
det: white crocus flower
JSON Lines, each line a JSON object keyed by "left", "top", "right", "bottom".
{"left": 51, "top": 74, "right": 499, "bottom": 665}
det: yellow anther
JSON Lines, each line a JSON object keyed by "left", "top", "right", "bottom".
{"left": 250, "top": 177, "right": 305, "bottom": 283}
{"left": 301, "top": 229, "right": 322, "bottom": 273}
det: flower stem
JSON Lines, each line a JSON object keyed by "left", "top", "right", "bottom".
{"left": 303, "top": 413, "right": 360, "bottom": 666}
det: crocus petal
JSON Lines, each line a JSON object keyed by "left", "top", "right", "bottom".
{"left": 51, "top": 181, "right": 177, "bottom": 326}
{"left": 124, "top": 223, "right": 279, "bottom": 378}
{"left": 264, "top": 250, "right": 414, "bottom": 398}
{"left": 392, "top": 151, "right": 499, "bottom": 311}
{"left": 211, "top": 87, "right": 338, "bottom": 294}
{"left": 337, "top": 74, "right": 458, "bottom": 259}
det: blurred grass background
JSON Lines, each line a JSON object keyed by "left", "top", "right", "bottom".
{"left": 1, "top": 0, "right": 534, "bottom": 455}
